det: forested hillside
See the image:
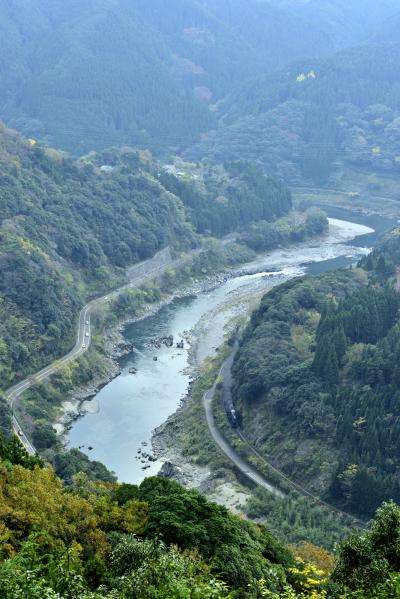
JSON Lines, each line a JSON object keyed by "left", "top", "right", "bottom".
{"left": 159, "top": 161, "right": 292, "bottom": 237}
{"left": 271, "top": 0, "right": 399, "bottom": 46}
{"left": 0, "top": 126, "right": 191, "bottom": 391}
{"left": 3, "top": 435, "right": 400, "bottom": 597}
{"left": 190, "top": 40, "right": 400, "bottom": 184}
{"left": 2, "top": 0, "right": 398, "bottom": 156}
{"left": 0, "top": 441, "right": 297, "bottom": 598}
{"left": 0, "top": 124, "right": 292, "bottom": 392}
{"left": 0, "top": 0, "right": 212, "bottom": 153}
{"left": 4, "top": 2, "right": 400, "bottom": 597}
{"left": 233, "top": 228, "right": 400, "bottom": 520}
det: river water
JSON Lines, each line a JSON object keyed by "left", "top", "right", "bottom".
{"left": 68, "top": 210, "right": 395, "bottom": 483}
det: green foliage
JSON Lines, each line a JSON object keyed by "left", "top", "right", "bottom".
{"left": 5, "top": 442, "right": 400, "bottom": 597}
{"left": 240, "top": 209, "right": 328, "bottom": 252}
{"left": 187, "top": 241, "right": 256, "bottom": 280}
{"left": 53, "top": 449, "right": 116, "bottom": 484}
{"left": 0, "top": 455, "right": 299, "bottom": 597}
{"left": 108, "top": 536, "right": 230, "bottom": 598}
{"left": 233, "top": 229, "right": 400, "bottom": 520}
{"left": 0, "top": 0, "right": 364, "bottom": 155}
{"left": 332, "top": 502, "right": 400, "bottom": 596}
{"left": 138, "top": 475, "right": 293, "bottom": 589}
{"left": 114, "top": 483, "right": 140, "bottom": 506}
{"left": 0, "top": 396, "right": 12, "bottom": 440}
{"left": 0, "top": 434, "right": 41, "bottom": 469}
{"left": 190, "top": 42, "right": 400, "bottom": 183}
{"left": 0, "top": 548, "right": 101, "bottom": 599}
{"left": 32, "top": 420, "right": 58, "bottom": 450}
{"left": 0, "top": 126, "right": 195, "bottom": 391}
{"left": 246, "top": 489, "right": 352, "bottom": 551}
{"left": 160, "top": 162, "right": 292, "bottom": 237}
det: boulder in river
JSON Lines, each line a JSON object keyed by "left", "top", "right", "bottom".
{"left": 158, "top": 461, "right": 185, "bottom": 483}
{"left": 162, "top": 335, "right": 174, "bottom": 347}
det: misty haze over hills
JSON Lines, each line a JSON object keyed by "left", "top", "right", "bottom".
{"left": 3, "top": 2, "right": 400, "bottom": 598}
{"left": 0, "top": 0, "right": 399, "bottom": 155}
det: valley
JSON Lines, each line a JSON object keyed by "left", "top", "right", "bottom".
{"left": 2, "top": 1, "right": 400, "bottom": 596}
{"left": 65, "top": 215, "right": 377, "bottom": 489}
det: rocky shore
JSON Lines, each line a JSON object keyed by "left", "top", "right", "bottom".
{"left": 54, "top": 270, "right": 234, "bottom": 439}
{"left": 149, "top": 219, "right": 375, "bottom": 507}
{"left": 56, "top": 218, "right": 373, "bottom": 454}
{"left": 154, "top": 423, "right": 251, "bottom": 515}
{"left": 152, "top": 398, "right": 251, "bottom": 515}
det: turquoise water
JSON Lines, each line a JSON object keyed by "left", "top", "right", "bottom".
{"left": 68, "top": 213, "right": 395, "bottom": 483}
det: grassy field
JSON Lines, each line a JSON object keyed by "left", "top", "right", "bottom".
{"left": 292, "top": 169, "right": 400, "bottom": 218}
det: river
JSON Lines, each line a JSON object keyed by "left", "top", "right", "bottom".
{"left": 68, "top": 209, "right": 395, "bottom": 483}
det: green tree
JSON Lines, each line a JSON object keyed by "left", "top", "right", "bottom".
{"left": 32, "top": 420, "right": 58, "bottom": 450}
{"left": 333, "top": 501, "right": 400, "bottom": 595}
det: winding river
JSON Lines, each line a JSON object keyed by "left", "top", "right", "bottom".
{"left": 68, "top": 209, "right": 395, "bottom": 483}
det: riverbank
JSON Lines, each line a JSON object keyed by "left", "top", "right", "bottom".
{"left": 150, "top": 271, "right": 302, "bottom": 512}
{"left": 54, "top": 270, "right": 233, "bottom": 439}
{"left": 62, "top": 216, "right": 374, "bottom": 477}
{"left": 150, "top": 219, "right": 373, "bottom": 503}
{"left": 55, "top": 222, "right": 339, "bottom": 441}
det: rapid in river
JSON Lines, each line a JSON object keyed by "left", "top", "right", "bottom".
{"left": 68, "top": 209, "right": 395, "bottom": 483}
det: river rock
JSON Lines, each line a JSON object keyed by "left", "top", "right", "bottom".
{"left": 158, "top": 461, "right": 185, "bottom": 483}
{"left": 113, "top": 340, "right": 133, "bottom": 358}
{"left": 154, "top": 335, "right": 174, "bottom": 348}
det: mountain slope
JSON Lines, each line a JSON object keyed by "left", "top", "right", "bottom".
{"left": 233, "top": 228, "right": 400, "bottom": 520}
{"left": 0, "top": 0, "right": 215, "bottom": 154}
{"left": 0, "top": 125, "right": 292, "bottom": 391}
{"left": 189, "top": 41, "right": 400, "bottom": 183}
{"left": 0, "top": 0, "right": 386, "bottom": 155}
{"left": 0, "top": 126, "right": 195, "bottom": 389}
{"left": 270, "top": 0, "right": 399, "bottom": 46}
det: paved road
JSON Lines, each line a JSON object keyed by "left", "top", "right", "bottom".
{"left": 5, "top": 246, "right": 184, "bottom": 455}
{"left": 203, "top": 346, "right": 367, "bottom": 527}
{"left": 202, "top": 346, "right": 284, "bottom": 497}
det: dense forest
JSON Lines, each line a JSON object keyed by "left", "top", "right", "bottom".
{"left": 0, "top": 0, "right": 398, "bottom": 155}
{"left": 233, "top": 228, "right": 400, "bottom": 520}
{"left": 0, "top": 0, "right": 360, "bottom": 155}
{"left": 2, "top": 437, "right": 400, "bottom": 598}
{"left": 0, "top": 126, "right": 192, "bottom": 391}
{"left": 159, "top": 161, "right": 292, "bottom": 237}
{"left": 239, "top": 207, "right": 328, "bottom": 252}
{"left": 0, "top": 125, "right": 294, "bottom": 394}
{"left": 190, "top": 39, "right": 400, "bottom": 184}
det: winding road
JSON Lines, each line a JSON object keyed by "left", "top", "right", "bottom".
{"left": 2, "top": 218, "right": 372, "bottom": 527}
{"left": 203, "top": 345, "right": 367, "bottom": 527}
{"left": 5, "top": 246, "right": 186, "bottom": 455}
{"left": 202, "top": 344, "right": 284, "bottom": 497}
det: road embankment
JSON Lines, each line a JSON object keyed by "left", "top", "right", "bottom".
{"left": 4, "top": 246, "right": 188, "bottom": 454}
